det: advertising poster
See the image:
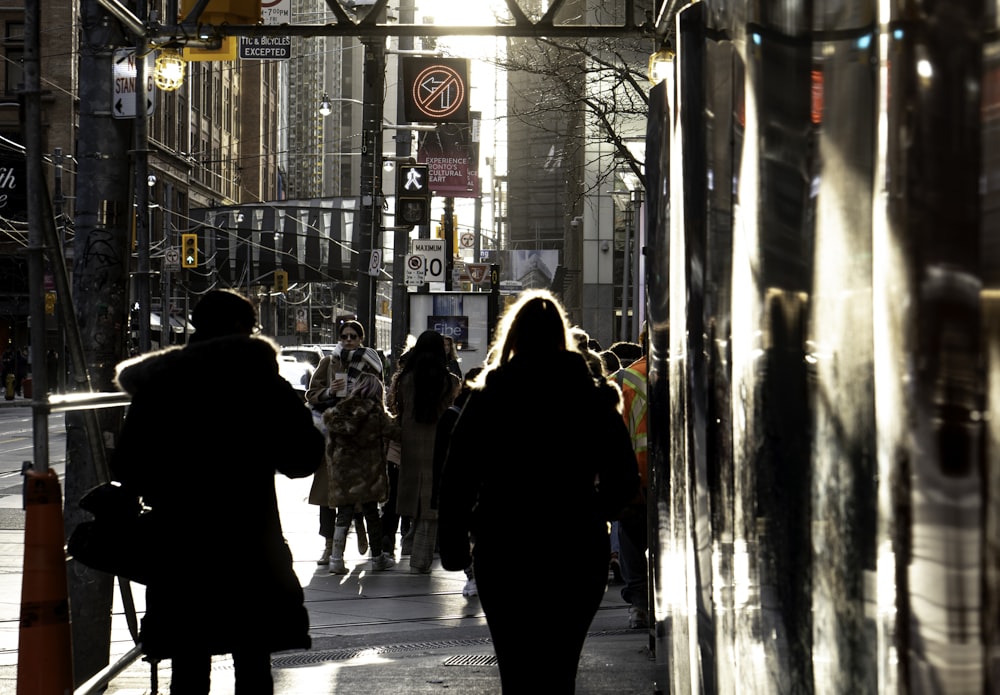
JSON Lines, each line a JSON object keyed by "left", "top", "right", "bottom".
{"left": 418, "top": 113, "right": 481, "bottom": 198}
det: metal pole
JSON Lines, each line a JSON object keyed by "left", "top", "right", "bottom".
{"left": 23, "top": 0, "right": 49, "bottom": 459}
{"left": 160, "top": 182, "right": 172, "bottom": 347}
{"left": 444, "top": 196, "right": 455, "bottom": 291}
{"left": 390, "top": 0, "right": 414, "bottom": 368}
{"left": 53, "top": 147, "right": 66, "bottom": 392}
{"left": 358, "top": 27, "right": 385, "bottom": 344}
{"left": 133, "top": 8, "right": 151, "bottom": 353}
{"left": 631, "top": 189, "right": 643, "bottom": 338}
{"left": 474, "top": 177, "right": 482, "bottom": 261}
{"left": 69, "top": 0, "right": 133, "bottom": 680}
{"left": 620, "top": 199, "right": 631, "bottom": 342}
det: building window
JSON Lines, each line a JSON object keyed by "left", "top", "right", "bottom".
{"left": 4, "top": 22, "right": 24, "bottom": 96}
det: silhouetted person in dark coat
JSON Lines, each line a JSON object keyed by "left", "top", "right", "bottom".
{"left": 439, "top": 290, "right": 639, "bottom": 693}
{"left": 111, "top": 290, "right": 324, "bottom": 694}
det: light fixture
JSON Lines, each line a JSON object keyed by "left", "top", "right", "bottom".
{"left": 153, "top": 49, "right": 186, "bottom": 92}
{"left": 383, "top": 160, "right": 395, "bottom": 173}
{"left": 648, "top": 48, "right": 673, "bottom": 85}
{"left": 319, "top": 93, "right": 332, "bottom": 116}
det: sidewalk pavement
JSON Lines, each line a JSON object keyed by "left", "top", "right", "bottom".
{"left": 0, "top": 416, "right": 659, "bottom": 694}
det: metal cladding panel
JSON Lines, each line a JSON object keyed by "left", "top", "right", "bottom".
{"left": 280, "top": 209, "right": 302, "bottom": 282}
{"left": 667, "top": 4, "right": 710, "bottom": 693}
{"left": 650, "top": 0, "right": 1000, "bottom": 692}
{"left": 188, "top": 200, "right": 359, "bottom": 287}
{"left": 258, "top": 207, "right": 277, "bottom": 276}
{"left": 874, "top": 4, "right": 991, "bottom": 691}
{"left": 303, "top": 207, "right": 322, "bottom": 279}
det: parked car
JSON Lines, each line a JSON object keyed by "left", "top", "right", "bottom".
{"left": 303, "top": 343, "right": 338, "bottom": 357}
{"left": 278, "top": 346, "right": 325, "bottom": 400}
{"left": 280, "top": 346, "right": 326, "bottom": 369}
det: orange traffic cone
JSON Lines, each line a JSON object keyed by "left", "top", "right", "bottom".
{"left": 17, "top": 468, "right": 73, "bottom": 694}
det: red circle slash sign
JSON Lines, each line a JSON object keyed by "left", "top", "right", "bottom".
{"left": 411, "top": 64, "right": 466, "bottom": 120}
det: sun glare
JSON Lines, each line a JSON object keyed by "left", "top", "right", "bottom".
{"left": 423, "top": 0, "right": 509, "bottom": 26}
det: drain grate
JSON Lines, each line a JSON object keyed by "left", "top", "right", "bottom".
{"left": 271, "top": 629, "right": 632, "bottom": 669}
{"left": 273, "top": 637, "right": 494, "bottom": 668}
{"left": 443, "top": 654, "right": 497, "bottom": 667}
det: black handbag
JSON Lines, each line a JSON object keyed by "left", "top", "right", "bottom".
{"left": 67, "top": 482, "right": 154, "bottom": 585}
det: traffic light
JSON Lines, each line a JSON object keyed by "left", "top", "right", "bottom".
{"left": 181, "top": 233, "right": 198, "bottom": 268}
{"left": 274, "top": 269, "right": 288, "bottom": 293}
{"left": 395, "top": 163, "right": 431, "bottom": 228}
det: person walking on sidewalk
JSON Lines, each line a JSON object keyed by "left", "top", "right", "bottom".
{"left": 323, "top": 372, "right": 401, "bottom": 573}
{"left": 382, "top": 353, "right": 412, "bottom": 557}
{"left": 306, "top": 320, "right": 384, "bottom": 567}
{"left": 111, "top": 289, "right": 324, "bottom": 694}
{"left": 431, "top": 366, "right": 482, "bottom": 597}
{"left": 393, "top": 330, "right": 459, "bottom": 573}
{"left": 438, "top": 289, "right": 639, "bottom": 693}
{"left": 616, "top": 324, "right": 650, "bottom": 629}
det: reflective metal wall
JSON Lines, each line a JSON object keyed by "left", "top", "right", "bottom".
{"left": 648, "top": 0, "right": 999, "bottom": 691}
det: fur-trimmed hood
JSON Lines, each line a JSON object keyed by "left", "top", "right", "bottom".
{"left": 115, "top": 334, "right": 281, "bottom": 395}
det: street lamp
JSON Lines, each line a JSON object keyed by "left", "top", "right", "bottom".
{"left": 153, "top": 49, "right": 185, "bottom": 91}
{"left": 319, "top": 94, "right": 365, "bottom": 116}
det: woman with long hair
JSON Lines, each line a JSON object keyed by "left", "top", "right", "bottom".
{"left": 393, "top": 330, "right": 459, "bottom": 573}
{"left": 438, "top": 290, "right": 639, "bottom": 693}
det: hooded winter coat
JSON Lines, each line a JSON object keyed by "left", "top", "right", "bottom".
{"left": 111, "top": 334, "right": 324, "bottom": 660}
{"left": 322, "top": 394, "right": 400, "bottom": 507}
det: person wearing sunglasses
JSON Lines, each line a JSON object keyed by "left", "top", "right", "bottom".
{"left": 305, "top": 319, "right": 384, "bottom": 570}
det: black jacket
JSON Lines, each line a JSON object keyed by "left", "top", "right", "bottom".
{"left": 437, "top": 350, "right": 639, "bottom": 571}
{"left": 112, "top": 335, "right": 324, "bottom": 659}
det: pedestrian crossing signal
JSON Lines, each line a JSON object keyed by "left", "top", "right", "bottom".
{"left": 397, "top": 197, "right": 430, "bottom": 227}
{"left": 181, "top": 233, "right": 198, "bottom": 268}
{"left": 397, "top": 163, "right": 430, "bottom": 196}
{"left": 396, "top": 163, "right": 431, "bottom": 227}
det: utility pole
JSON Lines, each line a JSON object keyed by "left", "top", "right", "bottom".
{"left": 133, "top": 0, "right": 151, "bottom": 353}
{"left": 390, "top": 0, "right": 415, "bottom": 368}
{"left": 357, "top": 8, "right": 386, "bottom": 345}
{"left": 160, "top": 182, "right": 173, "bottom": 347}
{"left": 53, "top": 147, "right": 66, "bottom": 392}
{"left": 443, "top": 196, "right": 455, "bottom": 290}
{"left": 65, "top": 0, "right": 134, "bottom": 683}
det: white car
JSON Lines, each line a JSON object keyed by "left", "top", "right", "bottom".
{"left": 278, "top": 355, "right": 313, "bottom": 400}
{"left": 278, "top": 346, "right": 326, "bottom": 401}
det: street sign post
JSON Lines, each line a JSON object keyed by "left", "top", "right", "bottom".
{"left": 411, "top": 239, "right": 446, "bottom": 284}
{"left": 164, "top": 247, "right": 180, "bottom": 272}
{"left": 467, "top": 263, "right": 489, "bottom": 285}
{"left": 405, "top": 254, "right": 426, "bottom": 285}
{"left": 368, "top": 249, "right": 382, "bottom": 277}
{"left": 402, "top": 57, "right": 470, "bottom": 124}
{"left": 112, "top": 49, "right": 155, "bottom": 119}
{"left": 241, "top": 0, "right": 292, "bottom": 60}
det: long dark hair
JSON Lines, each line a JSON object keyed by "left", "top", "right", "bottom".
{"left": 400, "top": 330, "right": 450, "bottom": 423}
